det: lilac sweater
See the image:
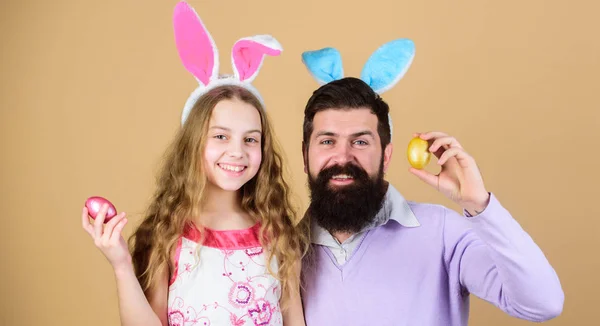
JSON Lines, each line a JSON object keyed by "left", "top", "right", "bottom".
{"left": 301, "top": 193, "right": 564, "bottom": 325}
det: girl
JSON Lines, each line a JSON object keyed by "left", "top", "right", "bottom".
{"left": 81, "top": 2, "right": 309, "bottom": 325}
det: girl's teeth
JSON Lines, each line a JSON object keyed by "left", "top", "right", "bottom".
{"left": 220, "top": 164, "right": 244, "bottom": 172}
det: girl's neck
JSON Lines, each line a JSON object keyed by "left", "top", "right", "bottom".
{"left": 198, "top": 184, "right": 254, "bottom": 231}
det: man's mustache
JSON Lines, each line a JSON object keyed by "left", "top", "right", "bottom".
{"left": 317, "top": 163, "right": 368, "bottom": 181}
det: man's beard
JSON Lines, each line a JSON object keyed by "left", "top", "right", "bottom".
{"left": 307, "top": 161, "right": 387, "bottom": 234}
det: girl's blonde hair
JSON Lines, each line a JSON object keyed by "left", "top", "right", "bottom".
{"left": 128, "top": 85, "right": 310, "bottom": 306}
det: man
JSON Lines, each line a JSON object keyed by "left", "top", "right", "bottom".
{"left": 299, "top": 77, "right": 564, "bottom": 325}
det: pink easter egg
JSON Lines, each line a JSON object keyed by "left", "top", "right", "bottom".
{"left": 85, "top": 196, "right": 117, "bottom": 223}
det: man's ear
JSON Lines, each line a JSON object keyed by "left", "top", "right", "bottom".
{"left": 383, "top": 143, "right": 393, "bottom": 173}
{"left": 302, "top": 141, "right": 308, "bottom": 174}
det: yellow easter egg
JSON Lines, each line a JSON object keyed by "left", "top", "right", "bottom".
{"left": 407, "top": 137, "right": 431, "bottom": 169}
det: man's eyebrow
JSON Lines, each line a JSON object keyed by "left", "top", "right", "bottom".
{"left": 314, "top": 130, "right": 375, "bottom": 138}
{"left": 315, "top": 131, "right": 338, "bottom": 137}
{"left": 350, "top": 131, "right": 375, "bottom": 138}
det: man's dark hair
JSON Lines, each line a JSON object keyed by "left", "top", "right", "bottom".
{"left": 302, "top": 77, "right": 391, "bottom": 149}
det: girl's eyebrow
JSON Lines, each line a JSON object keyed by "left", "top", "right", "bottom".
{"left": 210, "top": 126, "right": 262, "bottom": 134}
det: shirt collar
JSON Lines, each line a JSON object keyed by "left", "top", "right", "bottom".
{"left": 310, "top": 184, "right": 420, "bottom": 245}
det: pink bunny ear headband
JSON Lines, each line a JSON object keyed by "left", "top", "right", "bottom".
{"left": 173, "top": 1, "right": 282, "bottom": 125}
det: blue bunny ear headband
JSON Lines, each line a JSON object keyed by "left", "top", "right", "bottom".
{"left": 301, "top": 39, "right": 415, "bottom": 139}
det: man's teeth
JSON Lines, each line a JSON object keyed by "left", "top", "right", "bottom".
{"left": 332, "top": 174, "right": 352, "bottom": 179}
{"left": 219, "top": 164, "right": 245, "bottom": 172}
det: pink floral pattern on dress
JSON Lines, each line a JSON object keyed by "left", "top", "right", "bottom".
{"left": 168, "top": 310, "right": 185, "bottom": 326}
{"left": 229, "top": 312, "right": 246, "bottom": 326}
{"left": 167, "top": 225, "right": 282, "bottom": 326}
{"left": 248, "top": 299, "right": 274, "bottom": 325}
{"left": 228, "top": 282, "right": 255, "bottom": 308}
{"left": 168, "top": 297, "right": 211, "bottom": 326}
{"left": 245, "top": 247, "right": 263, "bottom": 257}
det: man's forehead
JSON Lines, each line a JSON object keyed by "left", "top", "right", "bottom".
{"left": 312, "top": 108, "right": 378, "bottom": 133}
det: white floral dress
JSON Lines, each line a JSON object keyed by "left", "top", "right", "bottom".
{"left": 168, "top": 223, "right": 282, "bottom": 326}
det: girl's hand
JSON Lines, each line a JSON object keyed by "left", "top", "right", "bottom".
{"left": 82, "top": 203, "right": 132, "bottom": 270}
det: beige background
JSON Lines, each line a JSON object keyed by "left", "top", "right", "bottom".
{"left": 1, "top": 0, "right": 598, "bottom": 325}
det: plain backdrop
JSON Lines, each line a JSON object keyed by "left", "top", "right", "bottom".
{"left": 1, "top": 0, "right": 598, "bottom": 325}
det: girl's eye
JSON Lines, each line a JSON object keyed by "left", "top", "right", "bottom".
{"left": 214, "top": 135, "right": 227, "bottom": 140}
{"left": 246, "top": 138, "right": 258, "bottom": 143}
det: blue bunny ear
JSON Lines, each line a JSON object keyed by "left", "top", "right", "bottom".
{"left": 301, "top": 47, "right": 344, "bottom": 85}
{"left": 360, "top": 39, "right": 415, "bottom": 94}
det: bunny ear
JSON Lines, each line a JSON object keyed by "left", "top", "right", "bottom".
{"left": 301, "top": 47, "right": 344, "bottom": 85}
{"left": 231, "top": 35, "right": 282, "bottom": 83}
{"left": 173, "top": 1, "right": 219, "bottom": 86}
{"left": 360, "top": 39, "right": 415, "bottom": 94}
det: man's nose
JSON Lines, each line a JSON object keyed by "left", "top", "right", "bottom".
{"left": 331, "top": 142, "right": 353, "bottom": 165}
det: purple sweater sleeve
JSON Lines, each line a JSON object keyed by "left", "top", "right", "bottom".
{"left": 442, "top": 192, "right": 564, "bottom": 322}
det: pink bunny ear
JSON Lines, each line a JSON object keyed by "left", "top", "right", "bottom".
{"left": 232, "top": 35, "right": 282, "bottom": 83}
{"left": 173, "top": 1, "right": 219, "bottom": 86}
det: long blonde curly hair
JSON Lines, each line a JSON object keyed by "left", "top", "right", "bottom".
{"left": 128, "top": 85, "right": 310, "bottom": 307}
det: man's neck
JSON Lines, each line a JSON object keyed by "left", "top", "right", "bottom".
{"left": 332, "top": 231, "right": 354, "bottom": 244}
